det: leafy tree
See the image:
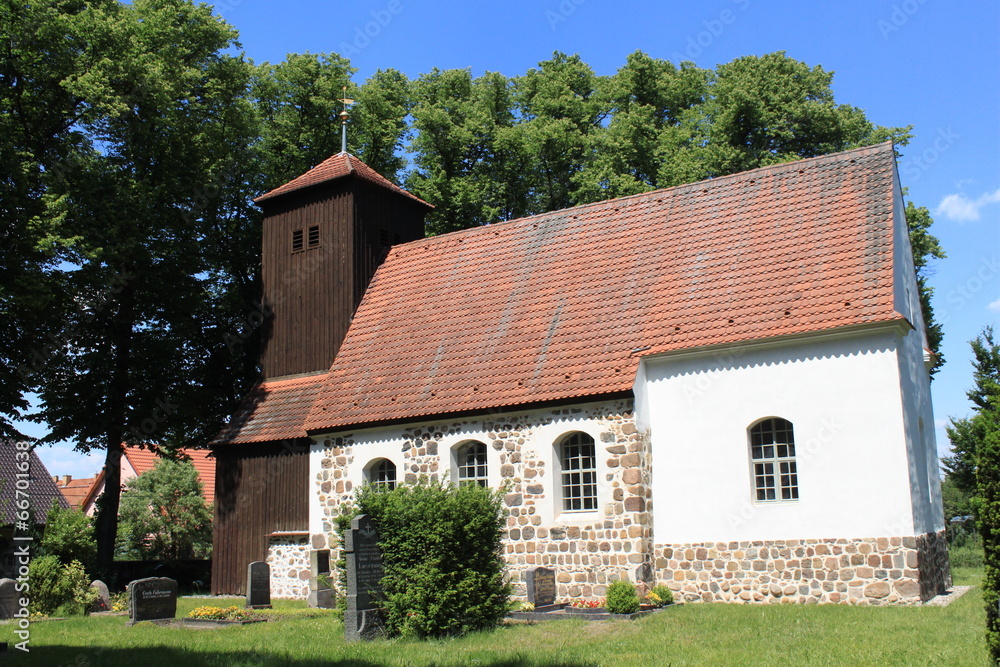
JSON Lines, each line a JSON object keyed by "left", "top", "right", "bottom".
{"left": 407, "top": 68, "right": 525, "bottom": 234}
{"left": 28, "top": 0, "right": 257, "bottom": 575}
{"left": 38, "top": 500, "right": 96, "bottom": 571}
{"left": 354, "top": 68, "right": 412, "bottom": 182}
{"left": 905, "top": 202, "right": 946, "bottom": 373}
{"left": 252, "top": 52, "right": 357, "bottom": 192}
{"left": 116, "top": 458, "right": 212, "bottom": 560}
{"left": 0, "top": 0, "right": 122, "bottom": 437}
{"left": 512, "top": 52, "right": 607, "bottom": 213}
{"left": 700, "top": 51, "right": 911, "bottom": 175}
{"left": 573, "top": 52, "right": 709, "bottom": 202}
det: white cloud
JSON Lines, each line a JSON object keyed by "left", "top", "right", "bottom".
{"left": 936, "top": 187, "right": 1000, "bottom": 222}
{"left": 989, "top": 297, "right": 1000, "bottom": 313}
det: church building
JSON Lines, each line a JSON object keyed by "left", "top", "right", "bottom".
{"left": 211, "top": 141, "right": 950, "bottom": 605}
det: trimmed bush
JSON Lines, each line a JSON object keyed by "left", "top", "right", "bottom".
{"left": 338, "top": 477, "right": 511, "bottom": 638}
{"left": 605, "top": 579, "right": 640, "bottom": 614}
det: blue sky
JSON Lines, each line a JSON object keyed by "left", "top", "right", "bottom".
{"left": 28, "top": 0, "right": 1000, "bottom": 477}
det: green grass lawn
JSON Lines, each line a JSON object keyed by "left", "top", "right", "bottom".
{"left": 3, "top": 568, "right": 986, "bottom": 667}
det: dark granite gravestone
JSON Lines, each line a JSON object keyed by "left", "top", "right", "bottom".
{"left": 526, "top": 567, "right": 556, "bottom": 607}
{"left": 344, "top": 514, "right": 385, "bottom": 641}
{"left": 89, "top": 580, "right": 111, "bottom": 612}
{"left": 0, "top": 579, "right": 17, "bottom": 620}
{"left": 246, "top": 561, "right": 272, "bottom": 609}
{"left": 128, "top": 577, "right": 177, "bottom": 624}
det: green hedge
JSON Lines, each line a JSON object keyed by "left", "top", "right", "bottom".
{"left": 337, "top": 478, "right": 511, "bottom": 638}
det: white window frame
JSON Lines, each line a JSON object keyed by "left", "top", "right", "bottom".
{"left": 748, "top": 417, "right": 798, "bottom": 503}
{"left": 557, "top": 431, "right": 598, "bottom": 512}
{"left": 454, "top": 440, "right": 488, "bottom": 487}
{"left": 365, "top": 457, "right": 397, "bottom": 490}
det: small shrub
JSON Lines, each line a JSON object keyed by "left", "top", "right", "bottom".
{"left": 648, "top": 584, "right": 674, "bottom": 607}
{"left": 39, "top": 501, "right": 97, "bottom": 572}
{"left": 604, "top": 580, "right": 640, "bottom": 615}
{"left": 110, "top": 590, "right": 129, "bottom": 613}
{"left": 28, "top": 556, "right": 97, "bottom": 616}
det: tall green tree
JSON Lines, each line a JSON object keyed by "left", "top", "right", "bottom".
{"left": 0, "top": 0, "right": 122, "bottom": 437}
{"left": 252, "top": 52, "right": 357, "bottom": 192}
{"left": 406, "top": 68, "right": 525, "bottom": 234}
{"left": 116, "top": 458, "right": 212, "bottom": 560}
{"left": 29, "top": 0, "right": 257, "bottom": 575}
{"left": 965, "top": 327, "right": 1000, "bottom": 659}
{"left": 512, "top": 52, "right": 607, "bottom": 213}
{"left": 701, "top": 51, "right": 911, "bottom": 175}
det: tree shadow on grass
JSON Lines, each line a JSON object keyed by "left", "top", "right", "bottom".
{"left": 23, "top": 646, "right": 598, "bottom": 667}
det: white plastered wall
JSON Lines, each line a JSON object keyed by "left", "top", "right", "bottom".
{"left": 636, "top": 327, "right": 919, "bottom": 544}
{"left": 890, "top": 166, "right": 944, "bottom": 535}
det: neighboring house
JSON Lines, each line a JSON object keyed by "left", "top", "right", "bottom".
{"left": 211, "top": 142, "right": 950, "bottom": 605}
{"left": 82, "top": 446, "right": 216, "bottom": 516}
{"left": 53, "top": 475, "right": 98, "bottom": 510}
{"left": 0, "top": 440, "right": 68, "bottom": 577}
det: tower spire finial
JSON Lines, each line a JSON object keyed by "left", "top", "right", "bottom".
{"left": 339, "top": 86, "right": 354, "bottom": 154}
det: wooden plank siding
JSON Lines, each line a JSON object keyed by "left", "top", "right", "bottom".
{"left": 211, "top": 440, "right": 309, "bottom": 595}
{"left": 258, "top": 180, "right": 426, "bottom": 380}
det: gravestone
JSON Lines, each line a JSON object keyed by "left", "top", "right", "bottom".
{"left": 526, "top": 567, "right": 556, "bottom": 608}
{"left": 89, "top": 580, "right": 111, "bottom": 612}
{"left": 127, "top": 577, "right": 177, "bottom": 624}
{"left": 308, "top": 549, "right": 334, "bottom": 609}
{"left": 246, "top": 561, "right": 272, "bottom": 609}
{"left": 0, "top": 579, "right": 17, "bottom": 620}
{"left": 344, "top": 514, "right": 385, "bottom": 641}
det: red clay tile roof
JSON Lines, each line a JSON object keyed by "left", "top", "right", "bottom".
{"left": 122, "top": 446, "right": 216, "bottom": 504}
{"left": 304, "top": 143, "right": 905, "bottom": 432}
{"left": 254, "top": 152, "right": 432, "bottom": 208}
{"left": 213, "top": 373, "right": 329, "bottom": 445}
{"left": 55, "top": 476, "right": 97, "bottom": 509}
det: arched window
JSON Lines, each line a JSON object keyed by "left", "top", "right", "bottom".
{"left": 749, "top": 418, "right": 798, "bottom": 501}
{"left": 455, "top": 441, "right": 488, "bottom": 487}
{"left": 559, "top": 432, "right": 597, "bottom": 511}
{"left": 366, "top": 458, "right": 396, "bottom": 490}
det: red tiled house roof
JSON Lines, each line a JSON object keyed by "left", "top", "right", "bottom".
{"left": 212, "top": 373, "right": 329, "bottom": 445}
{"left": 55, "top": 476, "right": 97, "bottom": 509}
{"left": 254, "top": 152, "right": 431, "bottom": 207}
{"left": 303, "top": 143, "right": 906, "bottom": 432}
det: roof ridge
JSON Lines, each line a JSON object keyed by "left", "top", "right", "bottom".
{"left": 392, "top": 142, "right": 896, "bottom": 252}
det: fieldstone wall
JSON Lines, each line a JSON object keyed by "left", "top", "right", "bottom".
{"left": 313, "top": 399, "right": 653, "bottom": 600}
{"left": 653, "top": 532, "right": 951, "bottom": 605}
{"left": 266, "top": 535, "right": 311, "bottom": 599}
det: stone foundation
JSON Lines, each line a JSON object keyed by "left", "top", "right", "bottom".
{"left": 266, "top": 534, "right": 311, "bottom": 599}
{"left": 653, "top": 532, "right": 951, "bottom": 605}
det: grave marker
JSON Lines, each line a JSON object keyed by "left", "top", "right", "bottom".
{"left": 246, "top": 561, "right": 272, "bottom": 609}
{"left": 0, "top": 579, "right": 17, "bottom": 620}
{"left": 90, "top": 580, "right": 111, "bottom": 612}
{"left": 526, "top": 567, "right": 556, "bottom": 608}
{"left": 344, "top": 514, "right": 385, "bottom": 641}
{"left": 128, "top": 577, "right": 177, "bottom": 624}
